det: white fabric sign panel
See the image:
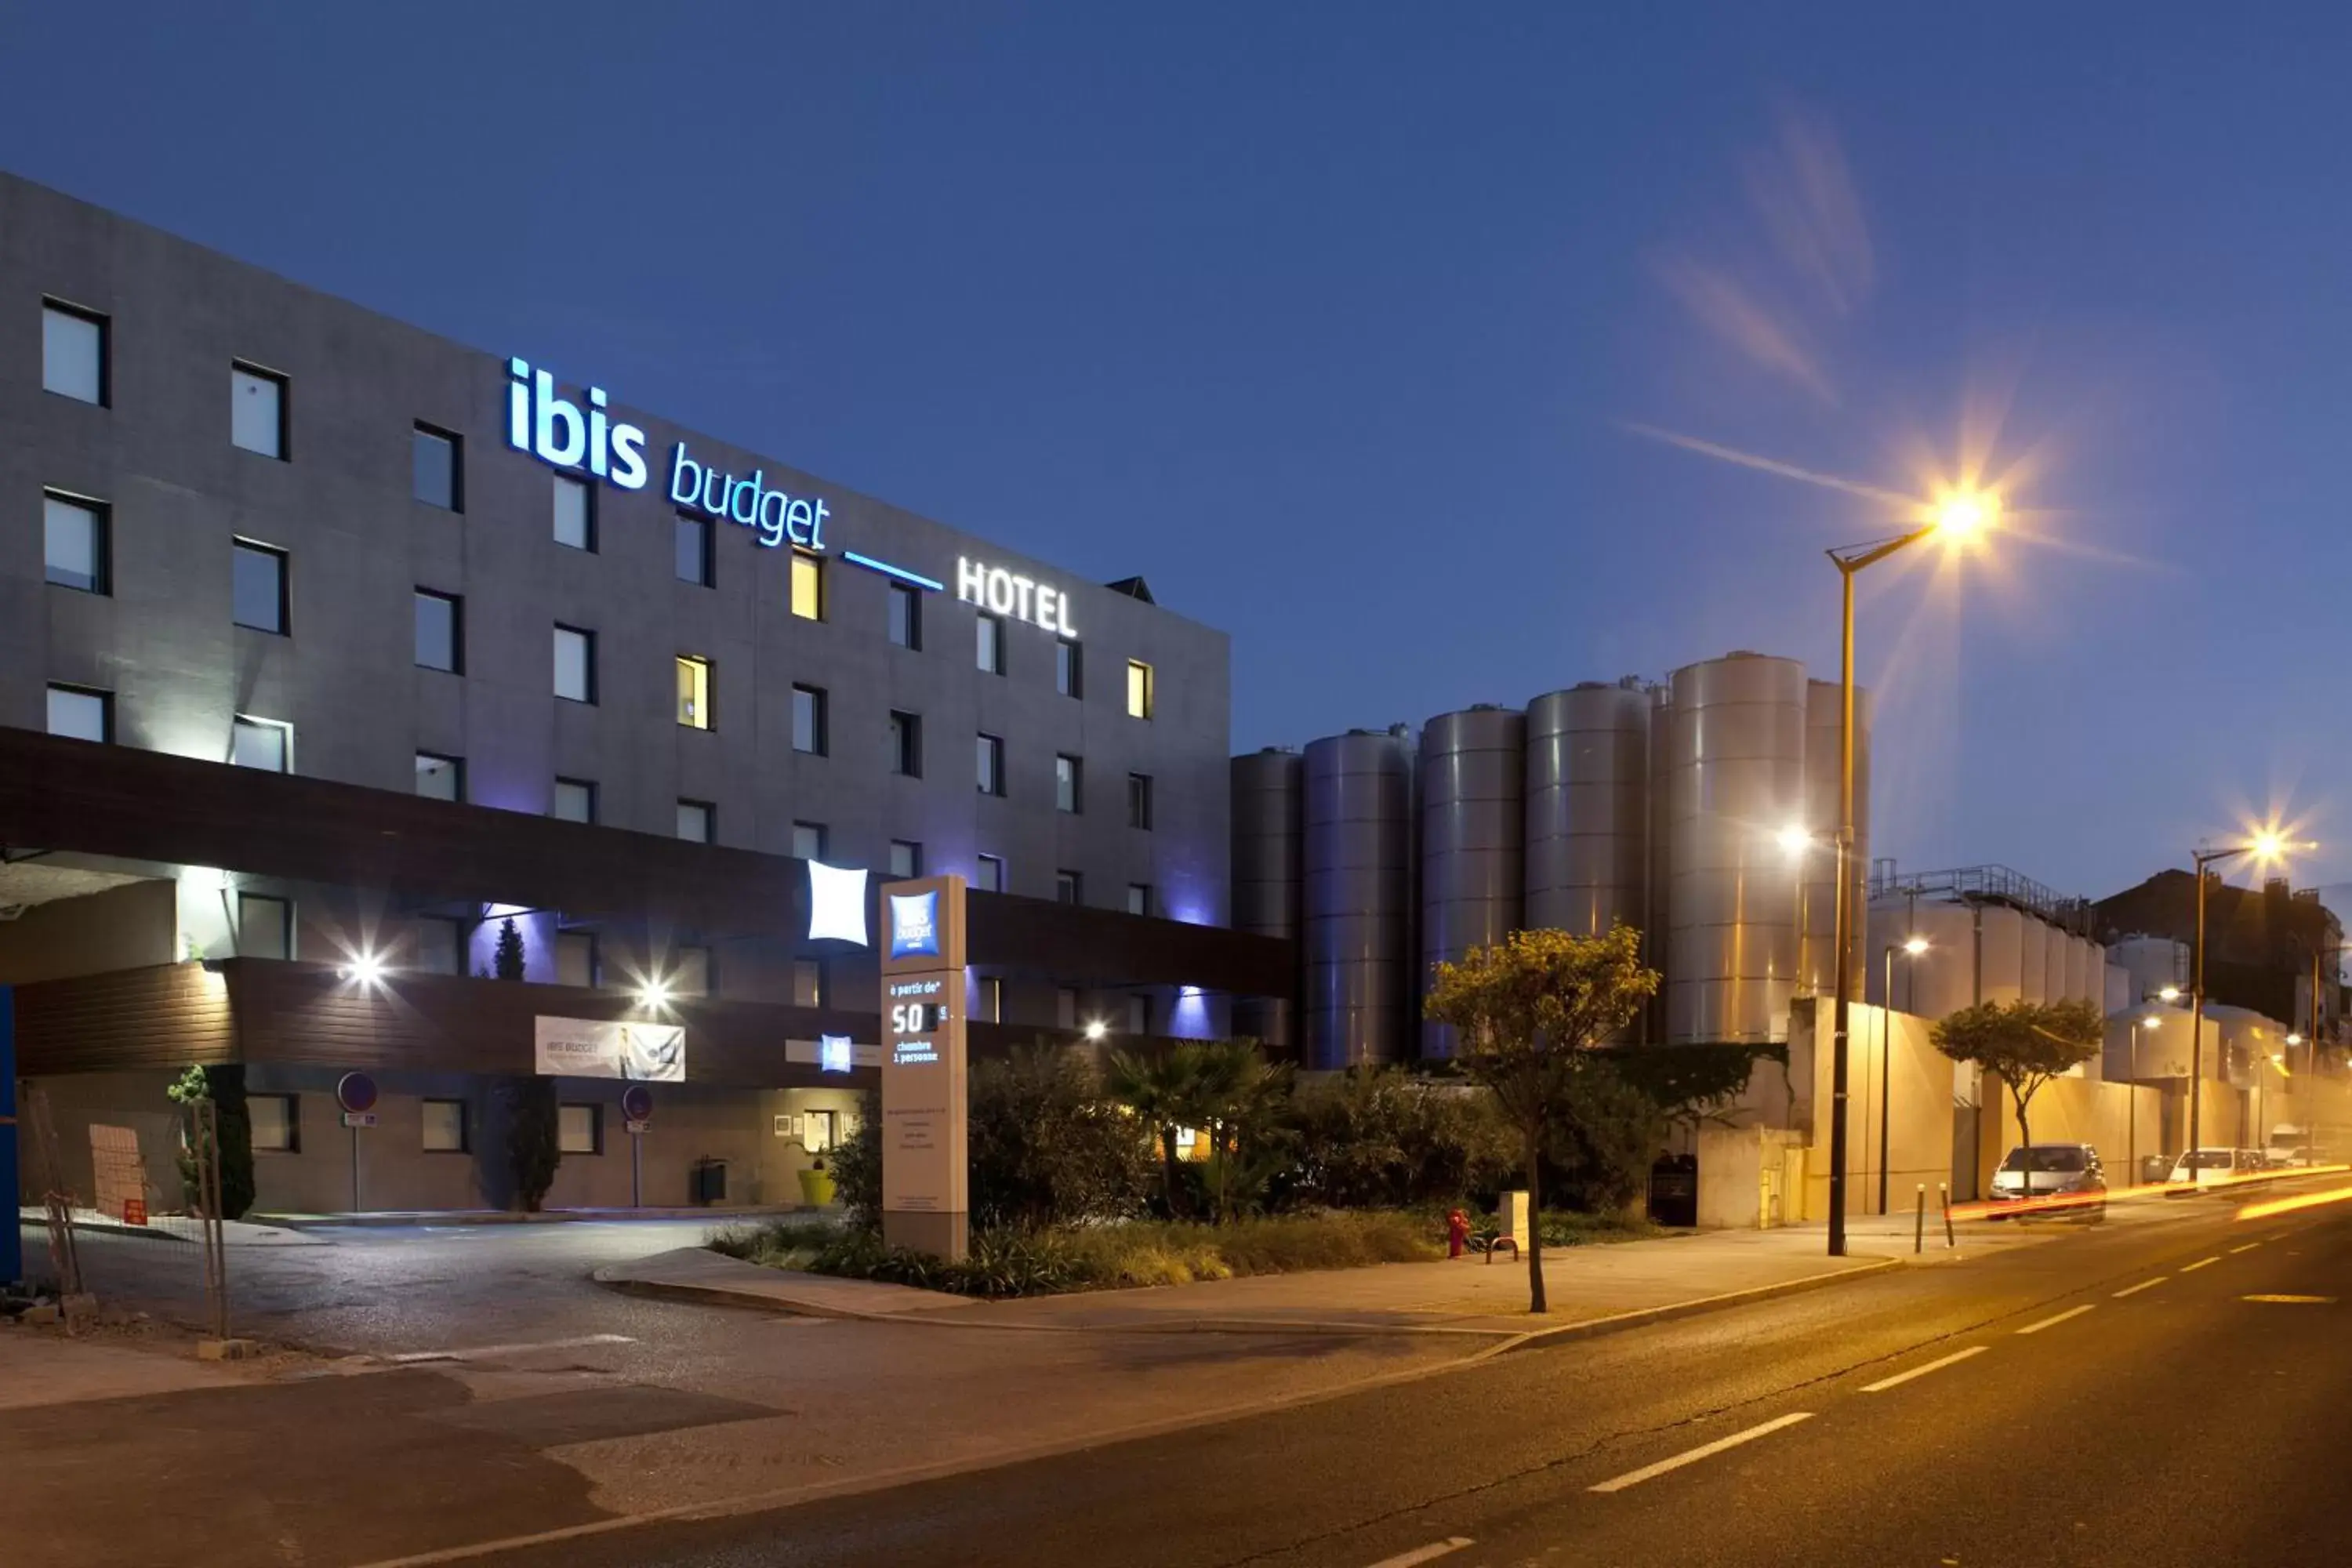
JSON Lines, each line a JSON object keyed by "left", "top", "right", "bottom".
{"left": 533, "top": 1016, "right": 686, "bottom": 1081}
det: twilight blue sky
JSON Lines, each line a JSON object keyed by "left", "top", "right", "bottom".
{"left": 6, "top": 3, "right": 2349, "bottom": 901}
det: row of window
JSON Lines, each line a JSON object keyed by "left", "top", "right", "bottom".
{"left": 43, "top": 302, "right": 1157, "bottom": 715}
{"left": 246, "top": 1093, "right": 605, "bottom": 1156}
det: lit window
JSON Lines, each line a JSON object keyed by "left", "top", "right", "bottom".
{"left": 673, "top": 946, "right": 713, "bottom": 996}
{"left": 1127, "top": 883, "right": 1152, "bottom": 916}
{"left": 231, "top": 716, "right": 291, "bottom": 773}
{"left": 677, "top": 799, "right": 713, "bottom": 844}
{"left": 554, "top": 625, "right": 595, "bottom": 702}
{"left": 553, "top": 474, "right": 594, "bottom": 550}
{"left": 42, "top": 301, "right": 107, "bottom": 405}
{"left": 793, "top": 956, "right": 826, "bottom": 1008}
{"left": 47, "top": 685, "right": 111, "bottom": 743}
{"left": 553, "top": 778, "right": 597, "bottom": 823}
{"left": 43, "top": 492, "right": 108, "bottom": 594}
{"left": 889, "top": 840, "right": 921, "bottom": 879}
{"left": 675, "top": 513, "right": 713, "bottom": 586}
{"left": 1127, "top": 772, "right": 1154, "bottom": 830}
{"left": 414, "top": 917, "right": 464, "bottom": 976}
{"left": 1057, "top": 869, "right": 1082, "bottom": 906}
{"left": 976, "top": 613, "right": 1005, "bottom": 674}
{"left": 790, "top": 549, "right": 823, "bottom": 620}
{"left": 413, "top": 424, "right": 461, "bottom": 510}
{"left": 975, "top": 853, "right": 1004, "bottom": 894}
{"left": 791, "top": 821, "right": 827, "bottom": 860}
{"left": 249, "top": 1094, "right": 298, "bottom": 1152}
{"left": 792, "top": 684, "right": 827, "bottom": 754}
{"left": 1127, "top": 659, "right": 1154, "bottom": 720}
{"left": 889, "top": 583, "right": 921, "bottom": 648}
{"left": 558, "top": 1103, "right": 602, "bottom": 1155}
{"left": 1055, "top": 754, "right": 1082, "bottom": 814}
{"left": 237, "top": 892, "right": 292, "bottom": 960}
{"left": 677, "top": 655, "right": 712, "bottom": 729}
{"left": 414, "top": 590, "right": 461, "bottom": 672}
{"left": 976, "top": 733, "right": 1005, "bottom": 797}
{"left": 977, "top": 976, "right": 1003, "bottom": 1023}
{"left": 232, "top": 539, "right": 289, "bottom": 633}
{"left": 415, "top": 753, "right": 463, "bottom": 802}
{"left": 230, "top": 362, "right": 287, "bottom": 459}
{"left": 890, "top": 710, "right": 922, "bottom": 777}
{"left": 556, "top": 931, "right": 599, "bottom": 988}
{"left": 422, "top": 1099, "right": 468, "bottom": 1153}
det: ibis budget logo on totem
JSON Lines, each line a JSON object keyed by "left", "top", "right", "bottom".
{"left": 507, "top": 359, "right": 829, "bottom": 550}
{"left": 889, "top": 892, "right": 942, "bottom": 960}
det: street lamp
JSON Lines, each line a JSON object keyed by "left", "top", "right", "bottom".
{"left": 1877, "top": 935, "right": 1929, "bottom": 1212}
{"left": 1824, "top": 492, "right": 1993, "bottom": 1257}
{"left": 2187, "top": 834, "right": 2309, "bottom": 1160}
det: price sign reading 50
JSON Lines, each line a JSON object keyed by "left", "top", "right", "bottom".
{"left": 891, "top": 1002, "right": 946, "bottom": 1035}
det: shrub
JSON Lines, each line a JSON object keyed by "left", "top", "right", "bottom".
{"left": 503, "top": 1076, "right": 561, "bottom": 1213}
{"left": 970, "top": 1045, "right": 1155, "bottom": 1229}
{"left": 1543, "top": 1062, "right": 1670, "bottom": 1214}
{"left": 165, "top": 1063, "right": 256, "bottom": 1220}
{"left": 828, "top": 1096, "right": 882, "bottom": 1226}
{"left": 1290, "top": 1069, "right": 1516, "bottom": 1209}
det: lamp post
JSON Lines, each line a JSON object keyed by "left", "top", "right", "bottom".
{"left": 1825, "top": 493, "right": 1991, "bottom": 1258}
{"left": 2129, "top": 1012, "right": 2161, "bottom": 1179}
{"left": 2187, "top": 835, "right": 2300, "bottom": 1160}
{"left": 1878, "top": 935, "right": 1928, "bottom": 1213}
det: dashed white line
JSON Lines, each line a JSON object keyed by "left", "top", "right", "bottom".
{"left": 2229, "top": 1243, "right": 2262, "bottom": 1254}
{"left": 2180, "top": 1256, "right": 2221, "bottom": 1273}
{"left": 1363, "top": 1540, "right": 1475, "bottom": 1568}
{"left": 2016, "top": 1305, "right": 2096, "bottom": 1336}
{"left": 2112, "top": 1277, "right": 2165, "bottom": 1298}
{"left": 1861, "top": 1345, "right": 1988, "bottom": 1392}
{"left": 1588, "top": 1412, "right": 1814, "bottom": 1494}
{"left": 387, "top": 1333, "right": 635, "bottom": 1363}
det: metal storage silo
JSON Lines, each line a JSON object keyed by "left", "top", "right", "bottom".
{"left": 1646, "top": 683, "right": 1675, "bottom": 1042}
{"left": 1302, "top": 729, "right": 1414, "bottom": 1069}
{"left": 1977, "top": 906, "right": 2026, "bottom": 1005}
{"left": 1664, "top": 653, "right": 1809, "bottom": 1044}
{"left": 1799, "top": 678, "right": 1872, "bottom": 1003}
{"left": 1229, "top": 749, "right": 1302, "bottom": 1050}
{"left": 1421, "top": 706, "right": 1527, "bottom": 1059}
{"left": 2016, "top": 915, "right": 2049, "bottom": 1004}
{"left": 2043, "top": 922, "right": 2071, "bottom": 1007}
{"left": 1524, "top": 680, "right": 1650, "bottom": 938}
{"left": 2061, "top": 933, "right": 2089, "bottom": 1005}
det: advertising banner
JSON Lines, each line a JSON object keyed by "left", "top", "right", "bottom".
{"left": 533, "top": 1016, "right": 686, "bottom": 1082}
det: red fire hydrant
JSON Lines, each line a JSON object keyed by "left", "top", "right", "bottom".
{"left": 1446, "top": 1207, "right": 1471, "bottom": 1259}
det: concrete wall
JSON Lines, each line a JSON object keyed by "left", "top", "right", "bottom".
{"left": 0, "top": 879, "right": 174, "bottom": 982}
{"left": 1977, "top": 1074, "right": 2166, "bottom": 1185}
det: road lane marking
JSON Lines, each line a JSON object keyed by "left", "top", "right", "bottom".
{"left": 1861, "top": 1346, "right": 1987, "bottom": 1392}
{"left": 2112, "top": 1278, "right": 2165, "bottom": 1298}
{"left": 387, "top": 1334, "right": 635, "bottom": 1363}
{"left": 1363, "top": 1540, "right": 1475, "bottom": 1568}
{"left": 1588, "top": 1413, "right": 1813, "bottom": 1494}
{"left": 2229, "top": 1243, "right": 2261, "bottom": 1254}
{"left": 2180, "top": 1256, "right": 2221, "bottom": 1272}
{"left": 2016, "top": 1305, "right": 2096, "bottom": 1336}
{"left": 2242, "top": 1294, "right": 2336, "bottom": 1305}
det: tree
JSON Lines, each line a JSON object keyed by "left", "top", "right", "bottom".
{"left": 1183, "top": 1038, "right": 1286, "bottom": 1224}
{"left": 1931, "top": 998, "right": 2103, "bottom": 1196}
{"left": 1104, "top": 1043, "right": 1207, "bottom": 1217}
{"left": 1423, "top": 923, "right": 1661, "bottom": 1313}
{"left": 503, "top": 1076, "right": 561, "bottom": 1213}
{"left": 165, "top": 1063, "right": 256, "bottom": 1220}
{"left": 492, "top": 916, "right": 526, "bottom": 981}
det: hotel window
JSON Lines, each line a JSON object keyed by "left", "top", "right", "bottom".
{"left": 42, "top": 301, "right": 107, "bottom": 405}
{"left": 554, "top": 624, "right": 595, "bottom": 702}
{"left": 1056, "top": 988, "right": 1078, "bottom": 1029}
{"left": 1127, "top": 883, "right": 1152, "bottom": 916}
{"left": 553, "top": 473, "right": 595, "bottom": 551}
{"left": 46, "top": 685, "right": 111, "bottom": 744}
{"left": 790, "top": 548, "right": 824, "bottom": 620}
{"left": 677, "top": 655, "right": 713, "bottom": 729}
{"left": 414, "top": 590, "right": 461, "bottom": 672}
{"left": 977, "top": 976, "right": 1003, "bottom": 1024}
{"left": 232, "top": 539, "right": 289, "bottom": 633}
{"left": 803, "top": 1109, "right": 839, "bottom": 1153}
{"left": 889, "top": 710, "right": 922, "bottom": 777}
{"left": 237, "top": 893, "right": 292, "bottom": 960}
{"left": 792, "top": 684, "right": 827, "bottom": 754}
{"left": 412, "top": 424, "right": 461, "bottom": 510}
{"left": 677, "top": 799, "right": 714, "bottom": 844}
{"left": 1126, "top": 659, "right": 1155, "bottom": 720}
{"left": 249, "top": 1094, "right": 298, "bottom": 1153}
{"left": 1127, "top": 772, "right": 1154, "bottom": 830}
{"left": 1055, "top": 754, "right": 1082, "bottom": 814}
{"left": 975, "top": 853, "right": 1004, "bottom": 894}
{"left": 673, "top": 946, "right": 713, "bottom": 996}
{"left": 1127, "top": 994, "right": 1150, "bottom": 1035}
{"left": 422, "top": 1099, "right": 468, "bottom": 1154}
{"left": 976, "top": 613, "right": 1005, "bottom": 674}
{"left": 888, "top": 583, "right": 921, "bottom": 648}
{"left": 230, "top": 362, "right": 288, "bottom": 459}
{"left": 43, "top": 492, "right": 108, "bottom": 593}
{"left": 231, "top": 716, "right": 292, "bottom": 773}
{"left": 556, "top": 930, "right": 599, "bottom": 988}
{"left": 414, "top": 916, "right": 464, "bottom": 976}
{"left": 976, "top": 732, "right": 1005, "bottom": 797}
{"left": 791, "top": 821, "right": 827, "bottom": 861}
{"left": 415, "top": 752, "right": 463, "bottom": 802}
{"left": 888, "top": 840, "right": 922, "bottom": 880}
{"left": 558, "top": 1103, "right": 602, "bottom": 1156}
{"left": 793, "top": 956, "right": 826, "bottom": 1008}
{"left": 553, "top": 777, "right": 597, "bottom": 823}
{"left": 1056, "top": 638, "right": 1082, "bottom": 699}
{"left": 1056, "top": 869, "right": 1082, "bottom": 906}
{"left": 675, "top": 513, "right": 713, "bottom": 586}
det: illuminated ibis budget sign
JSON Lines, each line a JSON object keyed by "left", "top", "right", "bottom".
{"left": 956, "top": 557, "right": 1076, "bottom": 637}
{"left": 878, "top": 874, "right": 968, "bottom": 1262}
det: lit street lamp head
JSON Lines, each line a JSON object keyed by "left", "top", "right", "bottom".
{"left": 1933, "top": 490, "right": 1998, "bottom": 540}
{"left": 1903, "top": 935, "right": 1929, "bottom": 956}
{"left": 1083, "top": 1019, "right": 1107, "bottom": 1041}
{"left": 2158, "top": 985, "right": 2182, "bottom": 1002}
{"left": 637, "top": 978, "right": 672, "bottom": 1010}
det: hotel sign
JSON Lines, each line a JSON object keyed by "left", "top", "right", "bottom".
{"left": 878, "top": 874, "right": 968, "bottom": 1261}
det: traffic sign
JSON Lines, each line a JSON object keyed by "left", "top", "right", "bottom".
{"left": 336, "top": 1072, "right": 379, "bottom": 1114}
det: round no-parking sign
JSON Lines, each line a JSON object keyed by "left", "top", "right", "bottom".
{"left": 336, "top": 1072, "right": 379, "bottom": 1114}
{"left": 620, "top": 1084, "right": 653, "bottom": 1125}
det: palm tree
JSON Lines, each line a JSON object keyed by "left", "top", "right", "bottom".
{"left": 1187, "top": 1038, "right": 1274, "bottom": 1223}
{"left": 1104, "top": 1043, "right": 1204, "bottom": 1217}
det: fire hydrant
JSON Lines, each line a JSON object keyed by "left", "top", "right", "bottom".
{"left": 1446, "top": 1207, "right": 1471, "bottom": 1259}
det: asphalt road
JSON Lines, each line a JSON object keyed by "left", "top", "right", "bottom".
{"left": 475, "top": 1195, "right": 2352, "bottom": 1568}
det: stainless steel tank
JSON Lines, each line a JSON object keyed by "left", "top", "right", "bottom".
{"left": 1229, "top": 749, "right": 1302, "bottom": 1049}
{"left": 1799, "top": 678, "right": 1872, "bottom": 1004}
{"left": 1420, "top": 706, "right": 1527, "bottom": 1058}
{"left": 1646, "top": 683, "right": 1675, "bottom": 1042}
{"left": 2018, "top": 915, "right": 2049, "bottom": 1004}
{"left": 1524, "top": 680, "right": 1651, "bottom": 941}
{"left": 1664, "top": 653, "right": 1808, "bottom": 1044}
{"left": 1302, "top": 729, "right": 1415, "bottom": 1069}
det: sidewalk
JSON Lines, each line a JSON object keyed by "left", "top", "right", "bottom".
{"left": 250, "top": 1203, "right": 814, "bottom": 1229}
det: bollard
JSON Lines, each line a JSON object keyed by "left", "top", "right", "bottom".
{"left": 1915, "top": 1184, "right": 1926, "bottom": 1254}
{"left": 1940, "top": 1181, "right": 1956, "bottom": 1249}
